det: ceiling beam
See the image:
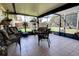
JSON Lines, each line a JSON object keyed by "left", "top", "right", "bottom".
{"left": 38, "top": 3, "right": 79, "bottom": 18}
{"left": 12, "top": 3, "right": 16, "bottom": 13}
{"left": 5, "top": 11, "right": 37, "bottom": 17}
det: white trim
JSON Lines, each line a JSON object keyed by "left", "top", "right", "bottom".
{"left": 77, "top": 11, "right": 79, "bottom": 32}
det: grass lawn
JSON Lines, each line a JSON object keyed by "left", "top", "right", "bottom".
{"left": 50, "top": 27, "right": 79, "bottom": 34}
{"left": 19, "top": 27, "right": 79, "bottom": 34}
{"left": 66, "top": 29, "right": 77, "bottom": 34}
{"left": 50, "top": 27, "right": 59, "bottom": 32}
{"left": 19, "top": 28, "right": 32, "bottom": 32}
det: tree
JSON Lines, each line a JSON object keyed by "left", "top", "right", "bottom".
{"left": 23, "top": 22, "right": 28, "bottom": 32}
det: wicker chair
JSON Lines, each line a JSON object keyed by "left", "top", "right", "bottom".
{"left": 0, "top": 30, "right": 8, "bottom": 56}
{"left": 9, "top": 27, "right": 22, "bottom": 37}
{"left": 37, "top": 27, "right": 50, "bottom": 48}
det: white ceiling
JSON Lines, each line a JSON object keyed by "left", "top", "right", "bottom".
{"left": 1, "top": 3, "right": 66, "bottom": 16}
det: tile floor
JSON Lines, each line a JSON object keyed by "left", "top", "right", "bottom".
{"left": 8, "top": 34, "right": 79, "bottom": 56}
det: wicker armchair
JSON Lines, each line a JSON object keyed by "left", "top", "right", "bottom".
{"left": 0, "top": 30, "right": 8, "bottom": 56}
{"left": 37, "top": 27, "right": 50, "bottom": 48}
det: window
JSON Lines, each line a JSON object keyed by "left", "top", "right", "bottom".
{"left": 16, "top": 15, "right": 36, "bottom": 32}
{"left": 0, "top": 10, "right": 5, "bottom": 22}
{"left": 49, "top": 15, "right": 60, "bottom": 32}
{"left": 39, "top": 17, "right": 48, "bottom": 27}
{"left": 65, "top": 13, "right": 77, "bottom": 34}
